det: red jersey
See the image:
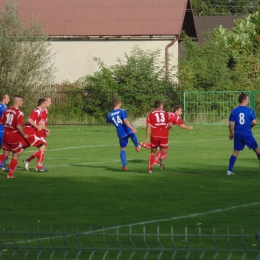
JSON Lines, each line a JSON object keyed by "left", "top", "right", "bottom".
{"left": 37, "top": 108, "right": 48, "bottom": 138}
{"left": 24, "top": 107, "right": 43, "bottom": 135}
{"left": 168, "top": 112, "right": 184, "bottom": 126}
{"left": 2, "top": 106, "right": 24, "bottom": 143}
{"left": 146, "top": 108, "right": 170, "bottom": 138}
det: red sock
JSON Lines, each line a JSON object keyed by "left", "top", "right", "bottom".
{"left": 26, "top": 150, "right": 40, "bottom": 163}
{"left": 160, "top": 152, "right": 167, "bottom": 160}
{"left": 149, "top": 154, "right": 155, "bottom": 169}
{"left": 0, "top": 154, "right": 7, "bottom": 165}
{"left": 37, "top": 151, "right": 45, "bottom": 169}
{"left": 8, "top": 158, "right": 18, "bottom": 175}
{"left": 155, "top": 151, "right": 161, "bottom": 163}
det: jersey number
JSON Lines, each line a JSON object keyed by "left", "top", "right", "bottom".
{"left": 155, "top": 112, "right": 165, "bottom": 123}
{"left": 239, "top": 113, "right": 245, "bottom": 125}
{"left": 112, "top": 116, "right": 123, "bottom": 126}
{"left": 5, "top": 113, "right": 14, "bottom": 126}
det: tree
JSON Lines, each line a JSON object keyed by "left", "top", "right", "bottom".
{"left": 0, "top": 1, "right": 55, "bottom": 112}
{"left": 192, "top": 0, "right": 260, "bottom": 16}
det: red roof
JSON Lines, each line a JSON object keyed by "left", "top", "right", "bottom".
{"left": 0, "top": 0, "right": 190, "bottom": 37}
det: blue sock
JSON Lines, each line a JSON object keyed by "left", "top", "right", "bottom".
{"left": 0, "top": 157, "right": 8, "bottom": 168}
{"left": 131, "top": 134, "right": 139, "bottom": 147}
{"left": 257, "top": 153, "right": 260, "bottom": 160}
{"left": 228, "top": 155, "right": 237, "bottom": 172}
{"left": 120, "top": 150, "right": 126, "bottom": 167}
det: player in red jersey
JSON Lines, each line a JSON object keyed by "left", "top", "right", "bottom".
{"left": 168, "top": 105, "right": 193, "bottom": 130}
{"left": 20, "top": 98, "right": 50, "bottom": 172}
{"left": 145, "top": 100, "right": 172, "bottom": 174}
{"left": 23, "top": 96, "right": 52, "bottom": 170}
{"left": 0, "top": 95, "right": 28, "bottom": 178}
{"left": 141, "top": 105, "right": 193, "bottom": 170}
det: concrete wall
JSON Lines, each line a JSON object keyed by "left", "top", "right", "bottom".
{"left": 50, "top": 39, "right": 178, "bottom": 83}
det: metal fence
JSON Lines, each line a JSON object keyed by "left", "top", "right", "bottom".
{"left": 1, "top": 227, "right": 260, "bottom": 259}
{"left": 183, "top": 91, "right": 260, "bottom": 124}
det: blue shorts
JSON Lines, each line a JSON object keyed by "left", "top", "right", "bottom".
{"left": 234, "top": 131, "right": 258, "bottom": 151}
{"left": 0, "top": 131, "right": 4, "bottom": 146}
{"left": 119, "top": 132, "right": 136, "bottom": 148}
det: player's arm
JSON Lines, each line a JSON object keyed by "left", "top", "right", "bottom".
{"left": 27, "top": 118, "right": 42, "bottom": 131}
{"left": 145, "top": 124, "right": 151, "bottom": 143}
{"left": 251, "top": 119, "right": 257, "bottom": 128}
{"left": 179, "top": 123, "right": 193, "bottom": 130}
{"left": 17, "top": 125, "right": 28, "bottom": 139}
{"left": 229, "top": 121, "right": 234, "bottom": 140}
{"left": 123, "top": 118, "right": 137, "bottom": 133}
{"left": 40, "top": 120, "right": 50, "bottom": 135}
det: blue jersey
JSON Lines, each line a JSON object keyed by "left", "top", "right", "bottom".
{"left": 229, "top": 106, "right": 255, "bottom": 133}
{"left": 106, "top": 109, "right": 132, "bottom": 138}
{"left": 0, "top": 103, "right": 7, "bottom": 132}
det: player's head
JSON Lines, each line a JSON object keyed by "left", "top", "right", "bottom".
{"left": 154, "top": 100, "right": 164, "bottom": 109}
{"left": 173, "top": 105, "right": 183, "bottom": 116}
{"left": 113, "top": 98, "right": 121, "bottom": 108}
{"left": 238, "top": 92, "right": 249, "bottom": 105}
{"left": 13, "top": 95, "right": 23, "bottom": 108}
{"left": 1, "top": 93, "right": 10, "bottom": 105}
{"left": 38, "top": 98, "right": 47, "bottom": 108}
{"left": 43, "top": 96, "right": 52, "bottom": 108}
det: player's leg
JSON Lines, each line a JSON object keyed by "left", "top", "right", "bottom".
{"left": 148, "top": 147, "right": 157, "bottom": 174}
{"left": 119, "top": 137, "right": 128, "bottom": 170}
{"left": 6, "top": 142, "right": 21, "bottom": 178}
{"left": 129, "top": 133, "right": 141, "bottom": 152}
{"left": 0, "top": 135, "right": 8, "bottom": 169}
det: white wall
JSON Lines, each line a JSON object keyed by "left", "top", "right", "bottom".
{"left": 50, "top": 39, "right": 178, "bottom": 83}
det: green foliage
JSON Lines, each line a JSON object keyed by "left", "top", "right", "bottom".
{"left": 0, "top": 1, "right": 55, "bottom": 114}
{"left": 78, "top": 46, "right": 181, "bottom": 119}
{"left": 192, "top": 0, "right": 260, "bottom": 16}
{"left": 179, "top": 11, "right": 260, "bottom": 91}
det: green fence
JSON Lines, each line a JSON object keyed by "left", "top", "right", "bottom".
{"left": 183, "top": 91, "right": 260, "bottom": 124}
{"left": 1, "top": 226, "right": 260, "bottom": 259}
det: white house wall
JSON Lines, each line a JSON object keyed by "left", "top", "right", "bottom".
{"left": 50, "top": 40, "right": 178, "bottom": 83}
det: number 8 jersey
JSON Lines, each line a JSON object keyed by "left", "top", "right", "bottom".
{"left": 229, "top": 106, "right": 256, "bottom": 133}
{"left": 146, "top": 108, "right": 170, "bottom": 138}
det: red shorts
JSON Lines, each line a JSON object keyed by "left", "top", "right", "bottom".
{"left": 21, "top": 134, "right": 45, "bottom": 148}
{"left": 150, "top": 136, "right": 168, "bottom": 149}
{"left": 3, "top": 132, "right": 23, "bottom": 153}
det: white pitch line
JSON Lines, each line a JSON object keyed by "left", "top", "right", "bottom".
{"left": 5, "top": 201, "right": 260, "bottom": 245}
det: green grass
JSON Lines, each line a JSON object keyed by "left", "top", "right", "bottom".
{"left": 1, "top": 124, "right": 260, "bottom": 259}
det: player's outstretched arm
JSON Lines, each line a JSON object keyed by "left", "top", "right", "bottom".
{"left": 180, "top": 124, "right": 193, "bottom": 130}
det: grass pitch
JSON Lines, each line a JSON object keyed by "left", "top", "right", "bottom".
{"left": 1, "top": 124, "right": 260, "bottom": 258}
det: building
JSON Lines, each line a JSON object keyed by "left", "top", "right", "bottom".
{"left": 0, "top": 0, "right": 197, "bottom": 83}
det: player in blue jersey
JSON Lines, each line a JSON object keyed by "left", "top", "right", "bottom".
{"left": 0, "top": 93, "right": 10, "bottom": 169}
{"left": 106, "top": 98, "right": 140, "bottom": 170}
{"left": 227, "top": 92, "right": 260, "bottom": 175}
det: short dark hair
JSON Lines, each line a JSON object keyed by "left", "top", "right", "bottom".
{"left": 38, "top": 98, "right": 46, "bottom": 106}
{"left": 154, "top": 100, "right": 164, "bottom": 108}
{"left": 113, "top": 98, "right": 121, "bottom": 107}
{"left": 173, "top": 105, "right": 182, "bottom": 112}
{"left": 0, "top": 93, "right": 8, "bottom": 101}
{"left": 238, "top": 92, "right": 248, "bottom": 104}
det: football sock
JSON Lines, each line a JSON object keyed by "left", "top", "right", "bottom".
{"left": 37, "top": 151, "right": 45, "bottom": 168}
{"left": 155, "top": 151, "right": 161, "bottom": 162}
{"left": 149, "top": 153, "right": 155, "bottom": 168}
{"left": 26, "top": 150, "right": 40, "bottom": 162}
{"left": 0, "top": 156, "right": 8, "bottom": 168}
{"left": 8, "top": 158, "right": 18, "bottom": 175}
{"left": 120, "top": 150, "right": 126, "bottom": 167}
{"left": 0, "top": 154, "right": 7, "bottom": 166}
{"left": 131, "top": 134, "right": 139, "bottom": 148}
{"left": 257, "top": 153, "right": 260, "bottom": 160}
{"left": 160, "top": 152, "right": 167, "bottom": 160}
{"left": 228, "top": 155, "right": 237, "bottom": 171}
